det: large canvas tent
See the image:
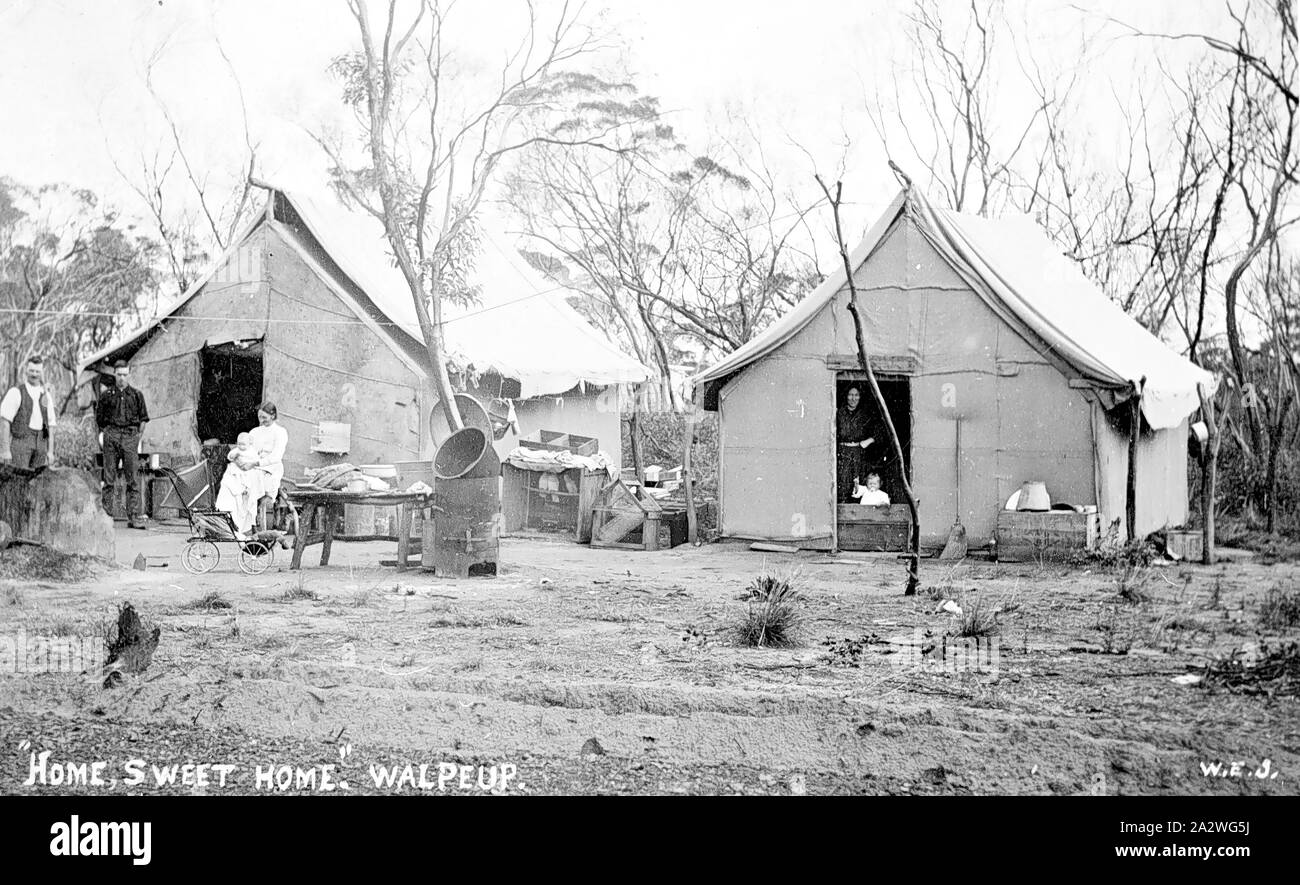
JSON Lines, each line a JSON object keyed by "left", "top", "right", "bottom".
{"left": 693, "top": 188, "right": 1216, "bottom": 550}
{"left": 84, "top": 186, "right": 649, "bottom": 478}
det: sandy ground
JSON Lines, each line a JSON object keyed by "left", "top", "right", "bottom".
{"left": 1, "top": 521, "right": 1297, "bottom": 795}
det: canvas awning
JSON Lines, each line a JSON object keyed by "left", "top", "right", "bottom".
{"left": 694, "top": 188, "right": 1216, "bottom": 430}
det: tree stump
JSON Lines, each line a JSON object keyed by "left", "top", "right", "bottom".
{"left": 0, "top": 466, "right": 115, "bottom": 560}
{"left": 103, "top": 602, "right": 160, "bottom": 688}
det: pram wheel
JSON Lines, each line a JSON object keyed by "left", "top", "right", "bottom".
{"left": 238, "top": 540, "right": 274, "bottom": 575}
{"left": 182, "top": 539, "right": 220, "bottom": 575}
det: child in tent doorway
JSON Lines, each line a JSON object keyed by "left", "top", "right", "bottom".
{"left": 853, "top": 473, "right": 891, "bottom": 506}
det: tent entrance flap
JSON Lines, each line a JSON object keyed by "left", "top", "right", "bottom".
{"left": 197, "top": 339, "right": 264, "bottom": 444}
{"left": 835, "top": 373, "right": 912, "bottom": 552}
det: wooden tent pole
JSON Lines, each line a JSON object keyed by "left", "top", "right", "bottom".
{"left": 683, "top": 404, "right": 698, "bottom": 545}
{"left": 629, "top": 385, "right": 646, "bottom": 491}
{"left": 1125, "top": 377, "right": 1146, "bottom": 542}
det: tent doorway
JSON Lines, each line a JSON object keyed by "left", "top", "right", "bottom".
{"left": 835, "top": 373, "right": 912, "bottom": 551}
{"left": 835, "top": 374, "right": 911, "bottom": 502}
{"left": 196, "top": 340, "right": 264, "bottom": 444}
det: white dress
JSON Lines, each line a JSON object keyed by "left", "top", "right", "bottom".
{"left": 216, "top": 422, "right": 289, "bottom": 533}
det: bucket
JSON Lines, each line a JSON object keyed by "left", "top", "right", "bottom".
{"left": 344, "top": 503, "right": 376, "bottom": 535}
{"left": 428, "top": 394, "right": 493, "bottom": 449}
{"left": 1016, "top": 481, "right": 1051, "bottom": 512}
{"left": 487, "top": 398, "right": 514, "bottom": 440}
{"left": 434, "top": 427, "right": 501, "bottom": 480}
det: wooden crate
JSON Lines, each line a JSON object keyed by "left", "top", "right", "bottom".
{"left": 518, "top": 429, "right": 570, "bottom": 452}
{"left": 996, "top": 509, "right": 1100, "bottom": 562}
{"left": 591, "top": 506, "right": 662, "bottom": 550}
{"left": 1166, "top": 529, "right": 1203, "bottom": 561}
{"left": 837, "top": 503, "right": 911, "bottom": 552}
{"left": 392, "top": 459, "right": 435, "bottom": 490}
{"left": 518, "top": 430, "right": 599, "bottom": 456}
{"left": 501, "top": 463, "right": 604, "bottom": 541}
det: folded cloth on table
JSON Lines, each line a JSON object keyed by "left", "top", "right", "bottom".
{"left": 505, "top": 447, "right": 616, "bottom": 478}
{"left": 302, "top": 463, "right": 373, "bottom": 490}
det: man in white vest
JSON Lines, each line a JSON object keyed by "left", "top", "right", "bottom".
{"left": 0, "top": 355, "right": 57, "bottom": 470}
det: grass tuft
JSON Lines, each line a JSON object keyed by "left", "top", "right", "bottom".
{"left": 734, "top": 570, "right": 803, "bottom": 648}
{"left": 954, "top": 592, "right": 1000, "bottom": 637}
{"left": 1258, "top": 586, "right": 1300, "bottom": 631}
{"left": 183, "top": 591, "right": 232, "bottom": 611}
{"left": 280, "top": 573, "right": 318, "bottom": 602}
{"left": 1114, "top": 565, "right": 1152, "bottom": 605}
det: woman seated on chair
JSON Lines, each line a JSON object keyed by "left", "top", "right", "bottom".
{"left": 215, "top": 401, "right": 288, "bottom": 536}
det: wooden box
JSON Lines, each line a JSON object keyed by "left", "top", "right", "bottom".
{"left": 501, "top": 463, "right": 604, "bottom": 541}
{"left": 837, "top": 503, "right": 911, "bottom": 552}
{"left": 518, "top": 429, "right": 569, "bottom": 452}
{"left": 1166, "top": 529, "right": 1203, "bottom": 561}
{"left": 518, "top": 430, "right": 599, "bottom": 457}
{"left": 996, "top": 509, "right": 1100, "bottom": 562}
{"left": 392, "top": 459, "right": 435, "bottom": 490}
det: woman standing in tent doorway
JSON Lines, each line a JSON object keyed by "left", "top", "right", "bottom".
{"left": 215, "top": 402, "right": 288, "bottom": 536}
{"left": 837, "top": 386, "right": 876, "bottom": 503}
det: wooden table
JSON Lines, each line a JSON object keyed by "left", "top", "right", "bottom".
{"left": 284, "top": 489, "right": 439, "bottom": 571}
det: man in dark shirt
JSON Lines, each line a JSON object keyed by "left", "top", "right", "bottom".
{"left": 96, "top": 360, "right": 150, "bottom": 528}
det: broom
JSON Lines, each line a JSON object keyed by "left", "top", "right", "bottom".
{"left": 939, "top": 415, "right": 967, "bottom": 560}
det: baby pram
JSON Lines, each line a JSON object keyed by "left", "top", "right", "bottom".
{"left": 154, "top": 463, "right": 281, "bottom": 575}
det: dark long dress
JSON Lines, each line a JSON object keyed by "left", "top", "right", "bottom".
{"left": 836, "top": 406, "right": 870, "bottom": 503}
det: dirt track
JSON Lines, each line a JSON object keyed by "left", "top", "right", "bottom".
{"left": 1, "top": 525, "right": 1297, "bottom": 795}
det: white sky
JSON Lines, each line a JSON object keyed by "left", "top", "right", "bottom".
{"left": 0, "top": 0, "right": 1229, "bottom": 240}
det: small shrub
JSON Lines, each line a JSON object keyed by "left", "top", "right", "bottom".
{"left": 1259, "top": 586, "right": 1300, "bottom": 631}
{"left": 922, "top": 583, "right": 954, "bottom": 603}
{"left": 1114, "top": 565, "right": 1151, "bottom": 605}
{"left": 954, "top": 593, "right": 1000, "bottom": 637}
{"left": 1203, "top": 640, "right": 1300, "bottom": 697}
{"left": 1096, "top": 605, "right": 1134, "bottom": 655}
{"left": 183, "top": 591, "right": 232, "bottom": 611}
{"left": 280, "top": 574, "right": 317, "bottom": 602}
{"left": 735, "top": 571, "right": 803, "bottom": 648}
{"left": 1083, "top": 536, "right": 1160, "bottom": 570}
{"left": 742, "top": 568, "right": 800, "bottom": 602}
{"left": 821, "top": 633, "right": 885, "bottom": 667}
{"left": 1206, "top": 575, "right": 1224, "bottom": 610}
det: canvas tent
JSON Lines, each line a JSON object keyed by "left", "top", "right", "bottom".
{"left": 83, "top": 186, "right": 650, "bottom": 479}
{"left": 693, "top": 188, "right": 1216, "bottom": 550}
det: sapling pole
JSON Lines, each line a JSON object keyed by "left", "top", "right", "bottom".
{"left": 1197, "top": 383, "right": 1226, "bottom": 565}
{"left": 816, "top": 175, "right": 921, "bottom": 595}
